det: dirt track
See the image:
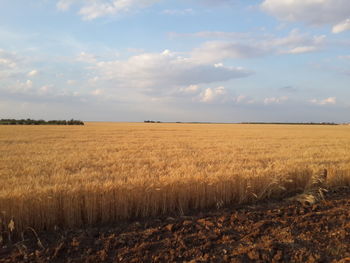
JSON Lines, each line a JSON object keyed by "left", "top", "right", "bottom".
{"left": 1, "top": 188, "right": 350, "bottom": 263}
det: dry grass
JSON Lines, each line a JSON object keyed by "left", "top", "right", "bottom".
{"left": 1, "top": 122, "right": 350, "bottom": 231}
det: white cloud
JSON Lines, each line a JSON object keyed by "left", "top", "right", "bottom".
{"left": 264, "top": 96, "right": 288, "bottom": 105}
{"left": 91, "top": 50, "right": 252, "bottom": 90}
{"left": 215, "top": 86, "right": 226, "bottom": 95}
{"left": 332, "top": 19, "right": 350, "bottom": 33}
{"left": 200, "top": 88, "right": 214, "bottom": 102}
{"left": 0, "top": 58, "right": 16, "bottom": 69}
{"left": 261, "top": 0, "right": 350, "bottom": 33}
{"left": 6, "top": 80, "right": 34, "bottom": 94}
{"left": 285, "top": 46, "right": 317, "bottom": 54}
{"left": 1, "top": 71, "right": 86, "bottom": 102}
{"left": 310, "top": 97, "right": 337, "bottom": 105}
{"left": 57, "top": 0, "right": 161, "bottom": 20}
{"left": 0, "top": 49, "right": 19, "bottom": 70}
{"left": 200, "top": 86, "right": 227, "bottom": 103}
{"left": 178, "top": 85, "right": 201, "bottom": 95}
{"left": 27, "top": 70, "right": 38, "bottom": 77}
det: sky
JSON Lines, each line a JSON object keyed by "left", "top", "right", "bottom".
{"left": 0, "top": 0, "right": 350, "bottom": 122}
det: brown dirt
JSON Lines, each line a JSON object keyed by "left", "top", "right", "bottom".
{"left": 1, "top": 188, "right": 350, "bottom": 263}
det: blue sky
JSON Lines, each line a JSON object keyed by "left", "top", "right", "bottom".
{"left": 1, "top": 0, "right": 350, "bottom": 122}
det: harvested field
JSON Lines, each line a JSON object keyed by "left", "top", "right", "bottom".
{"left": 1, "top": 123, "right": 350, "bottom": 231}
{"left": 1, "top": 188, "right": 350, "bottom": 262}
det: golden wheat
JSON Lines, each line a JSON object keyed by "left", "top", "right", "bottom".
{"left": 1, "top": 123, "right": 350, "bottom": 231}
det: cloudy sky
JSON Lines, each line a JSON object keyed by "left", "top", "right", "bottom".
{"left": 1, "top": 0, "right": 350, "bottom": 122}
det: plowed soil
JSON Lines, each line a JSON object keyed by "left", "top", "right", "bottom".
{"left": 1, "top": 188, "right": 350, "bottom": 263}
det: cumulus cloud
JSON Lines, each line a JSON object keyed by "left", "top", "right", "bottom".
{"left": 261, "top": 0, "right": 350, "bottom": 33}
{"left": 310, "top": 97, "right": 337, "bottom": 105}
{"left": 91, "top": 50, "right": 252, "bottom": 90}
{"left": 0, "top": 50, "right": 43, "bottom": 83}
{"left": 0, "top": 48, "right": 86, "bottom": 103}
{"left": 57, "top": 0, "right": 161, "bottom": 20}
{"left": 5, "top": 80, "right": 34, "bottom": 95}
{"left": 0, "top": 58, "right": 17, "bottom": 69}
{"left": 200, "top": 86, "right": 227, "bottom": 103}
{"left": 200, "top": 88, "right": 214, "bottom": 102}
{"left": 0, "top": 49, "right": 19, "bottom": 70}
{"left": 177, "top": 85, "right": 201, "bottom": 95}
{"left": 27, "top": 70, "right": 38, "bottom": 77}
{"left": 332, "top": 19, "right": 350, "bottom": 34}
{"left": 1, "top": 79, "right": 86, "bottom": 103}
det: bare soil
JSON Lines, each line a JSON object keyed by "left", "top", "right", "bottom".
{"left": 1, "top": 188, "right": 350, "bottom": 263}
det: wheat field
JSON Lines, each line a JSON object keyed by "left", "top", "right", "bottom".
{"left": 1, "top": 122, "right": 350, "bottom": 231}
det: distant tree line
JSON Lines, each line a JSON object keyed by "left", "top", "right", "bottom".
{"left": 144, "top": 120, "right": 162, "bottom": 123}
{"left": 0, "top": 119, "right": 84, "bottom": 125}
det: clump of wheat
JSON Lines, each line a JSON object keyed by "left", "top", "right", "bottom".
{"left": 0, "top": 123, "right": 349, "bottom": 231}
